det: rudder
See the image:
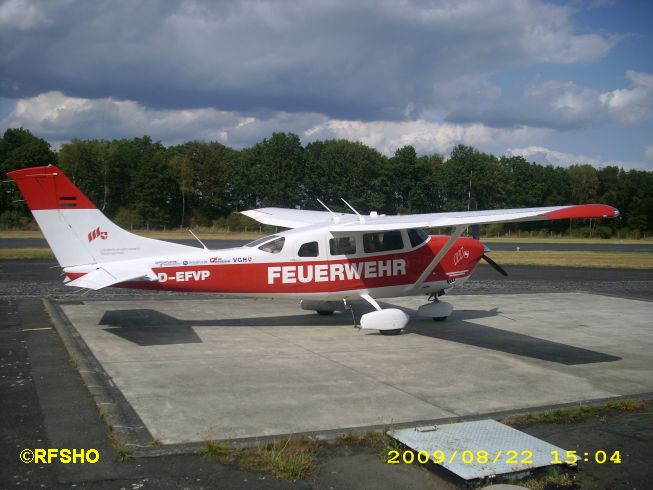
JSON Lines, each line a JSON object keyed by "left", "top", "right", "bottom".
{"left": 7, "top": 165, "right": 198, "bottom": 267}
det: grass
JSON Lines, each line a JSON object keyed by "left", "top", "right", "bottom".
{"left": 2, "top": 247, "right": 652, "bottom": 270}
{"left": 202, "top": 437, "right": 318, "bottom": 481}
{"left": 483, "top": 250, "right": 653, "bottom": 269}
{"left": 483, "top": 236, "right": 653, "bottom": 244}
{"left": 67, "top": 354, "right": 79, "bottom": 370}
{"left": 337, "top": 429, "right": 387, "bottom": 446}
{"left": 0, "top": 229, "right": 265, "bottom": 241}
{"left": 0, "top": 248, "right": 55, "bottom": 260}
{"left": 3, "top": 228, "right": 652, "bottom": 243}
{"left": 501, "top": 399, "right": 653, "bottom": 428}
{"left": 248, "top": 438, "right": 317, "bottom": 481}
{"left": 201, "top": 433, "right": 392, "bottom": 481}
{"left": 506, "top": 466, "right": 574, "bottom": 490}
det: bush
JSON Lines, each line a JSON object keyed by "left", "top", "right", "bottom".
{"left": 595, "top": 226, "right": 613, "bottom": 239}
{"left": 113, "top": 207, "right": 139, "bottom": 229}
{"left": 0, "top": 210, "right": 37, "bottom": 230}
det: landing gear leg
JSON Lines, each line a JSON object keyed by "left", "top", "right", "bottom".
{"left": 342, "top": 299, "right": 358, "bottom": 330}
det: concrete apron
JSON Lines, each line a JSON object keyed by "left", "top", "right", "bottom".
{"left": 56, "top": 293, "right": 653, "bottom": 445}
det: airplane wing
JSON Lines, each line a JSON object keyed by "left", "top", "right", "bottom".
{"left": 241, "top": 207, "right": 352, "bottom": 228}
{"left": 242, "top": 204, "right": 619, "bottom": 231}
{"left": 66, "top": 266, "right": 157, "bottom": 290}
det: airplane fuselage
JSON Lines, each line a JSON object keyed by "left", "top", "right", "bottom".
{"left": 64, "top": 232, "right": 486, "bottom": 301}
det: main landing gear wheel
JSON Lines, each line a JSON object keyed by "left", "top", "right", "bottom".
{"left": 432, "top": 316, "right": 448, "bottom": 322}
{"left": 316, "top": 310, "right": 334, "bottom": 316}
{"left": 379, "top": 328, "right": 402, "bottom": 336}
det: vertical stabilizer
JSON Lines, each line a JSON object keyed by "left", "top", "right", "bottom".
{"left": 7, "top": 165, "right": 198, "bottom": 267}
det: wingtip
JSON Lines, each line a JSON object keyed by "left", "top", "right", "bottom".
{"left": 544, "top": 204, "right": 620, "bottom": 220}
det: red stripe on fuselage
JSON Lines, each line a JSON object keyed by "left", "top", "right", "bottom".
{"left": 65, "top": 236, "right": 485, "bottom": 293}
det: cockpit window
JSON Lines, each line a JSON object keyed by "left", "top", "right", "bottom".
{"left": 407, "top": 228, "right": 428, "bottom": 248}
{"left": 245, "top": 235, "right": 279, "bottom": 247}
{"left": 298, "top": 241, "right": 319, "bottom": 257}
{"left": 259, "top": 237, "right": 285, "bottom": 254}
{"left": 363, "top": 230, "right": 404, "bottom": 253}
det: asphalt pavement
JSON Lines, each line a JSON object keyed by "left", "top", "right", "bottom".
{"left": 2, "top": 237, "right": 653, "bottom": 252}
{"left": 1, "top": 260, "right": 652, "bottom": 489}
{"left": 1, "top": 259, "right": 652, "bottom": 301}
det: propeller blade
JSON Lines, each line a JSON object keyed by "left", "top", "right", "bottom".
{"left": 482, "top": 254, "right": 508, "bottom": 276}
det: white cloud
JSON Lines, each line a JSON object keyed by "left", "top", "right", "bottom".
{"left": 2, "top": 91, "right": 550, "bottom": 157}
{"left": 0, "top": 0, "right": 47, "bottom": 30}
{"left": 599, "top": 71, "right": 653, "bottom": 123}
{"left": 451, "top": 70, "right": 653, "bottom": 130}
{"left": 306, "top": 119, "right": 549, "bottom": 156}
{"left": 506, "top": 146, "right": 646, "bottom": 170}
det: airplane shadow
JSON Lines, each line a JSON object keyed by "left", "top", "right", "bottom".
{"left": 98, "top": 305, "right": 621, "bottom": 365}
{"left": 402, "top": 308, "right": 621, "bottom": 365}
{"left": 98, "top": 308, "right": 356, "bottom": 346}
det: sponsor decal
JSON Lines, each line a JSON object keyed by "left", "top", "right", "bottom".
{"left": 452, "top": 247, "right": 470, "bottom": 266}
{"left": 99, "top": 247, "right": 139, "bottom": 255}
{"left": 87, "top": 227, "right": 108, "bottom": 243}
{"left": 267, "top": 259, "right": 406, "bottom": 285}
{"left": 209, "top": 257, "right": 230, "bottom": 264}
{"left": 157, "top": 270, "right": 211, "bottom": 283}
{"left": 232, "top": 257, "right": 253, "bottom": 263}
{"left": 154, "top": 260, "right": 179, "bottom": 266}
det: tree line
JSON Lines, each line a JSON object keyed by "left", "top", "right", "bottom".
{"left": 1, "top": 127, "right": 652, "bottom": 238}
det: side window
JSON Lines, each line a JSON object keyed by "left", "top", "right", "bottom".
{"left": 363, "top": 231, "right": 404, "bottom": 253}
{"left": 407, "top": 228, "right": 428, "bottom": 248}
{"left": 259, "top": 237, "right": 285, "bottom": 254}
{"left": 298, "top": 241, "right": 319, "bottom": 257}
{"left": 329, "top": 236, "right": 356, "bottom": 255}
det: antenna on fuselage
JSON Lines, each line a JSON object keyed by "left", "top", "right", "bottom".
{"left": 188, "top": 228, "right": 209, "bottom": 251}
{"left": 317, "top": 198, "right": 340, "bottom": 224}
{"left": 341, "top": 198, "right": 365, "bottom": 224}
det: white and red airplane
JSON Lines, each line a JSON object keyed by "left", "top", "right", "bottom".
{"left": 8, "top": 165, "right": 619, "bottom": 334}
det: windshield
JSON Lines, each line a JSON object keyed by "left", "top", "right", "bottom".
{"left": 259, "top": 237, "right": 285, "bottom": 254}
{"left": 244, "top": 235, "right": 279, "bottom": 247}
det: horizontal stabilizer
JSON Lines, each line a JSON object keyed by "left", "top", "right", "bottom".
{"left": 66, "top": 266, "right": 155, "bottom": 290}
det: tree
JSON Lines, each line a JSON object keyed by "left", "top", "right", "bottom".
{"left": 441, "top": 145, "right": 507, "bottom": 211}
{"left": 58, "top": 139, "right": 110, "bottom": 210}
{"left": 304, "top": 139, "right": 389, "bottom": 213}
{"left": 0, "top": 128, "right": 57, "bottom": 227}
{"left": 567, "top": 164, "right": 599, "bottom": 203}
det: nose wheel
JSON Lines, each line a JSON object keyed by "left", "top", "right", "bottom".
{"left": 418, "top": 293, "right": 453, "bottom": 321}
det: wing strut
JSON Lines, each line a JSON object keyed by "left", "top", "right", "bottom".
{"left": 316, "top": 199, "right": 340, "bottom": 224}
{"left": 407, "top": 225, "right": 467, "bottom": 293}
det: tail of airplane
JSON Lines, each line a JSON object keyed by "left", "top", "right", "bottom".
{"left": 7, "top": 165, "right": 199, "bottom": 268}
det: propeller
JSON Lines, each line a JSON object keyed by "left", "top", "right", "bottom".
{"left": 471, "top": 225, "right": 508, "bottom": 276}
{"left": 481, "top": 253, "right": 508, "bottom": 276}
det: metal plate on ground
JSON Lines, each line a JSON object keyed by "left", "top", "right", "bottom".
{"left": 388, "top": 419, "right": 566, "bottom": 480}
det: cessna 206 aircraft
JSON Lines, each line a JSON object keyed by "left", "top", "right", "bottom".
{"left": 8, "top": 165, "right": 619, "bottom": 335}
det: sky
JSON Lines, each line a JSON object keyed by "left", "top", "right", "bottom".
{"left": 1, "top": 0, "right": 652, "bottom": 169}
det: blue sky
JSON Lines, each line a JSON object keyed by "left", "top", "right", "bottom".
{"left": 1, "top": 0, "right": 651, "bottom": 169}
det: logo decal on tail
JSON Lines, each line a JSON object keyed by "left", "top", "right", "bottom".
{"left": 88, "top": 227, "right": 108, "bottom": 242}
